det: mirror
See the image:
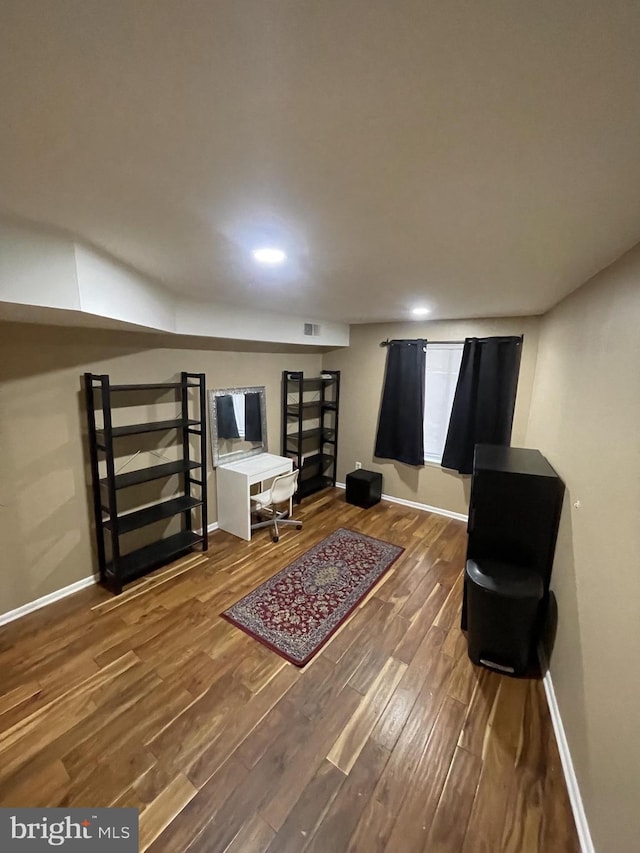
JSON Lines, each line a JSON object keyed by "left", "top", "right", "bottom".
{"left": 208, "top": 385, "right": 268, "bottom": 467}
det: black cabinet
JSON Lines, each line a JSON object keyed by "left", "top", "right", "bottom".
{"left": 281, "top": 370, "right": 340, "bottom": 501}
{"left": 85, "top": 373, "right": 208, "bottom": 594}
{"left": 462, "top": 445, "right": 565, "bottom": 633}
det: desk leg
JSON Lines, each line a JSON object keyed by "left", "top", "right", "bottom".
{"left": 217, "top": 469, "right": 251, "bottom": 540}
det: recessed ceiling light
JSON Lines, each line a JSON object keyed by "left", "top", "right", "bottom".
{"left": 252, "top": 247, "right": 287, "bottom": 265}
{"left": 411, "top": 307, "right": 430, "bottom": 317}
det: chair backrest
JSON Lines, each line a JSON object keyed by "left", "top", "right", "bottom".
{"left": 269, "top": 469, "right": 299, "bottom": 505}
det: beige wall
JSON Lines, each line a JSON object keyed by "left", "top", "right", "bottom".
{"left": 323, "top": 316, "right": 540, "bottom": 515}
{"left": 525, "top": 247, "right": 640, "bottom": 853}
{"left": 0, "top": 321, "right": 322, "bottom": 613}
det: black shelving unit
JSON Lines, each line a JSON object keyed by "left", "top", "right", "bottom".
{"left": 281, "top": 370, "right": 340, "bottom": 501}
{"left": 85, "top": 372, "right": 208, "bottom": 594}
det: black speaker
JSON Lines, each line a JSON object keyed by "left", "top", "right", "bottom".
{"left": 465, "top": 558, "right": 544, "bottom": 675}
{"left": 462, "top": 445, "right": 565, "bottom": 666}
{"left": 467, "top": 445, "right": 565, "bottom": 591}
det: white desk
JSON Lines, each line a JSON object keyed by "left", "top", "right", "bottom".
{"left": 216, "top": 453, "right": 293, "bottom": 540}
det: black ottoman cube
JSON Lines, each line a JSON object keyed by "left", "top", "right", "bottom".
{"left": 345, "top": 469, "right": 382, "bottom": 508}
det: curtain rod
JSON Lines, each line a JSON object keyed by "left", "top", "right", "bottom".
{"left": 379, "top": 335, "right": 523, "bottom": 347}
{"left": 379, "top": 338, "right": 464, "bottom": 347}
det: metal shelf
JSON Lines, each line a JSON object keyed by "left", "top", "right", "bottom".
{"left": 103, "top": 460, "right": 201, "bottom": 490}
{"left": 104, "top": 496, "right": 203, "bottom": 534}
{"left": 93, "top": 381, "right": 201, "bottom": 391}
{"left": 285, "top": 374, "right": 338, "bottom": 390}
{"left": 297, "top": 475, "right": 333, "bottom": 498}
{"left": 286, "top": 401, "right": 337, "bottom": 416}
{"left": 300, "top": 453, "right": 335, "bottom": 479}
{"left": 110, "top": 382, "right": 181, "bottom": 391}
{"left": 286, "top": 427, "right": 322, "bottom": 443}
{"left": 106, "top": 531, "right": 204, "bottom": 582}
{"left": 98, "top": 418, "right": 199, "bottom": 437}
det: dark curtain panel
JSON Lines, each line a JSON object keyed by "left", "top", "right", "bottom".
{"left": 441, "top": 336, "right": 522, "bottom": 474}
{"left": 374, "top": 339, "right": 426, "bottom": 466}
{"left": 216, "top": 395, "right": 240, "bottom": 439}
{"left": 244, "top": 393, "right": 263, "bottom": 442}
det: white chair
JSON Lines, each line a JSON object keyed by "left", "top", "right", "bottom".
{"left": 250, "top": 469, "right": 303, "bottom": 542}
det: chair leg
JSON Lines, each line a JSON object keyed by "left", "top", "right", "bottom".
{"left": 251, "top": 506, "right": 302, "bottom": 540}
{"left": 251, "top": 507, "right": 276, "bottom": 532}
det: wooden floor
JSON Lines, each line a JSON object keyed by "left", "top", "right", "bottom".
{"left": 0, "top": 490, "right": 579, "bottom": 852}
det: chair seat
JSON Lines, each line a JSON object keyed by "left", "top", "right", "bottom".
{"left": 250, "top": 488, "right": 271, "bottom": 511}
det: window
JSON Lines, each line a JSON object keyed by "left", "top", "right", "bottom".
{"left": 423, "top": 343, "right": 464, "bottom": 463}
{"left": 231, "top": 392, "right": 246, "bottom": 438}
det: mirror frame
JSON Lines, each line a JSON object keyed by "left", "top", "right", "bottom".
{"left": 208, "top": 385, "right": 268, "bottom": 467}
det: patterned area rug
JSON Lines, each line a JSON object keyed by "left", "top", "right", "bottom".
{"left": 222, "top": 528, "right": 404, "bottom": 666}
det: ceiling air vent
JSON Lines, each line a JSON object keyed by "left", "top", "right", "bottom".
{"left": 303, "top": 323, "right": 321, "bottom": 337}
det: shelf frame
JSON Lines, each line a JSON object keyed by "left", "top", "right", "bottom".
{"left": 84, "top": 371, "right": 208, "bottom": 595}
{"left": 281, "top": 369, "right": 340, "bottom": 503}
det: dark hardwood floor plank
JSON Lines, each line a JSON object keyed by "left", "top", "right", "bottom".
{"left": 259, "top": 684, "right": 363, "bottom": 832}
{"left": 0, "top": 759, "right": 71, "bottom": 808}
{"left": 187, "top": 663, "right": 299, "bottom": 788}
{"left": 63, "top": 745, "right": 157, "bottom": 808}
{"left": 223, "top": 813, "right": 275, "bottom": 853}
{"left": 384, "top": 696, "right": 467, "bottom": 853}
{"left": 0, "top": 682, "right": 41, "bottom": 717}
{"left": 264, "top": 760, "right": 346, "bottom": 853}
{"left": 396, "top": 567, "right": 440, "bottom": 621}
{"left": 371, "top": 624, "right": 446, "bottom": 751}
{"left": 306, "top": 739, "right": 391, "bottom": 853}
{"left": 0, "top": 651, "right": 143, "bottom": 780}
{"left": 433, "top": 573, "right": 465, "bottom": 632}
{"left": 186, "top": 741, "right": 297, "bottom": 853}
{"left": 321, "top": 597, "right": 385, "bottom": 664}
{"left": 461, "top": 675, "right": 529, "bottom": 853}
{"left": 235, "top": 698, "right": 307, "bottom": 770}
{"left": 145, "top": 758, "right": 248, "bottom": 853}
{"left": 139, "top": 772, "right": 198, "bottom": 852}
{"left": 327, "top": 656, "right": 407, "bottom": 774}
{"left": 429, "top": 557, "right": 465, "bottom": 589}
{"left": 457, "top": 666, "right": 502, "bottom": 757}
{"left": 347, "top": 607, "right": 410, "bottom": 695}
{"left": 347, "top": 651, "right": 456, "bottom": 852}
{"left": 441, "top": 619, "right": 467, "bottom": 660}
{"left": 423, "top": 745, "right": 483, "bottom": 853}
{"left": 146, "top": 671, "right": 252, "bottom": 775}
{"left": 447, "top": 641, "right": 482, "bottom": 706}
{"left": 394, "top": 582, "right": 449, "bottom": 664}
{"left": 232, "top": 645, "right": 287, "bottom": 694}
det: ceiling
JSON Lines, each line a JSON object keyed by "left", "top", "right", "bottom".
{"left": 1, "top": 1, "right": 640, "bottom": 324}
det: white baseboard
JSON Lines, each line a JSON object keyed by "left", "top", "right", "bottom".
{"left": 0, "top": 523, "right": 220, "bottom": 628}
{"left": 196, "top": 521, "right": 219, "bottom": 536}
{"left": 334, "top": 481, "right": 468, "bottom": 522}
{"left": 0, "top": 575, "right": 98, "bottom": 627}
{"left": 539, "top": 648, "right": 595, "bottom": 853}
